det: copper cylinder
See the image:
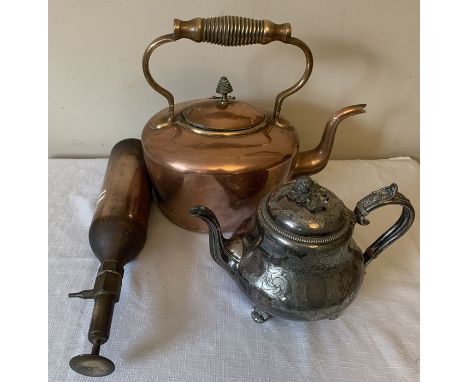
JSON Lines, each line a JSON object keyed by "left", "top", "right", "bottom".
{"left": 89, "top": 138, "right": 151, "bottom": 264}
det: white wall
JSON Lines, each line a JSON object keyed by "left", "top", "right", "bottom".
{"left": 49, "top": 0, "right": 419, "bottom": 159}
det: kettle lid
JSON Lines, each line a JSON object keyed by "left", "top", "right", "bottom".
{"left": 261, "top": 176, "right": 351, "bottom": 242}
{"left": 180, "top": 76, "right": 266, "bottom": 134}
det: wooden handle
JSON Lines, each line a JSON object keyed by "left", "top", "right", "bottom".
{"left": 173, "top": 16, "right": 291, "bottom": 45}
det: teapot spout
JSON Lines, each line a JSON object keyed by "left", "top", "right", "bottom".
{"left": 190, "top": 206, "right": 238, "bottom": 277}
{"left": 291, "top": 104, "right": 366, "bottom": 178}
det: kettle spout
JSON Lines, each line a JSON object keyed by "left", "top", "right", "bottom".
{"left": 190, "top": 206, "right": 239, "bottom": 277}
{"left": 291, "top": 104, "right": 366, "bottom": 178}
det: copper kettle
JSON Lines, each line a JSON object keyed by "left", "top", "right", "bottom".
{"left": 141, "top": 16, "right": 366, "bottom": 233}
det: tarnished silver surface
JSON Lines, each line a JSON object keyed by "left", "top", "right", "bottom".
{"left": 190, "top": 176, "right": 415, "bottom": 322}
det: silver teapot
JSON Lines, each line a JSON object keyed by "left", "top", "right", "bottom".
{"left": 190, "top": 176, "right": 415, "bottom": 323}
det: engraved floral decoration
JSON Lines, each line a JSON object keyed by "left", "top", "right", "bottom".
{"left": 286, "top": 176, "right": 330, "bottom": 213}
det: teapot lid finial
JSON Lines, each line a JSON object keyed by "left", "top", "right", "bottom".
{"left": 285, "top": 176, "right": 330, "bottom": 213}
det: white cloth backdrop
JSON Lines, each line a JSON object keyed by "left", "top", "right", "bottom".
{"left": 49, "top": 158, "right": 419, "bottom": 381}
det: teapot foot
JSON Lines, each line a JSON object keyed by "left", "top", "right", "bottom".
{"left": 251, "top": 307, "right": 272, "bottom": 323}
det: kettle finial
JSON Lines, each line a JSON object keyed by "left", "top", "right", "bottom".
{"left": 216, "top": 76, "right": 233, "bottom": 103}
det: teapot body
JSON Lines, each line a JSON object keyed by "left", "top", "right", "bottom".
{"left": 233, "top": 215, "right": 365, "bottom": 321}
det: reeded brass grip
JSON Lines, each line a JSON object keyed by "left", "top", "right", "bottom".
{"left": 173, "top": 16, "right": 291, "bottom": 45}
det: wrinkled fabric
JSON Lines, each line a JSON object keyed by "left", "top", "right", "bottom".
{"left": 49, "top": 158, "right": 420, "bottom": 382}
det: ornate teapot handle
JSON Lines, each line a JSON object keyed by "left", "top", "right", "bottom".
{"left": 142, "top": 16, "right": 313, "bottom": 129}
{"left": 354, "top": 184, "right": 415, "bottom": 265}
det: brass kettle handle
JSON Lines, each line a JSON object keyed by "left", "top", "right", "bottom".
{"left": 142, "top": 16, "right": 313, "bottom": 129}
{"left": 354, "top": 184, "right": 415, "bottom": 265}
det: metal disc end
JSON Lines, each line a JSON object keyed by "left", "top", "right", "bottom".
{"left": 69, "top": 354, "right": 115, "bottom": 377}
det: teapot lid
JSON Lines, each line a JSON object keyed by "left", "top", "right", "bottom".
{"left": 259, "top": 177, "right": 352, "bottom": 243}
{"left": 179, "top": 77, "right": 266, "bottom": 134}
